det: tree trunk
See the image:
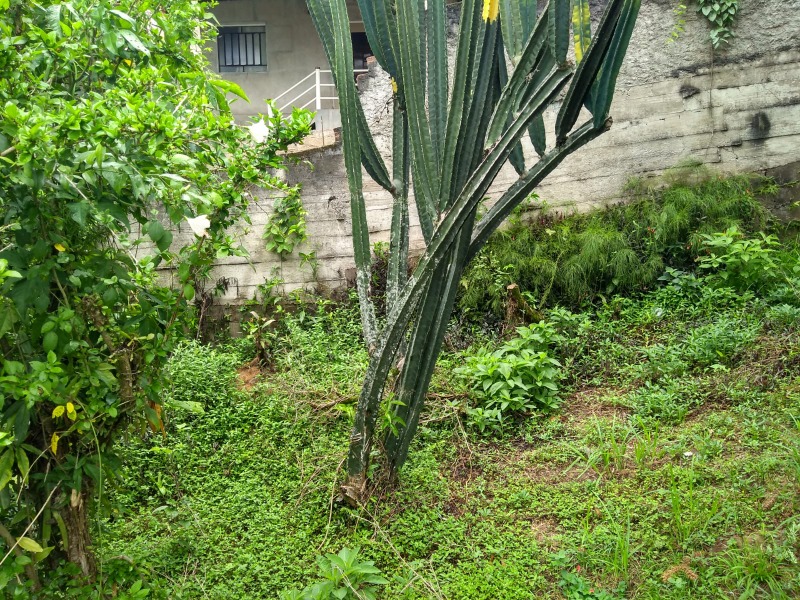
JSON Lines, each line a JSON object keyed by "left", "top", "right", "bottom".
{"left": 63, "top": 488, "right": 96, "bottom": 579}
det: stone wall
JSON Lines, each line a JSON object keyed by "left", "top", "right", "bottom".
{"left": 195, "top": 0, "right": 800, "bottom": 305}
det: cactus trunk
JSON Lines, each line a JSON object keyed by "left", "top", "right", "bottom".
{"left": 306, "top": 0, "right": 640, "bottom": 501}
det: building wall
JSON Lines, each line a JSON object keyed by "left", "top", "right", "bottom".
{"left": 191, "top": 0, "right": 800, "bottom": 306}
{"left": 210, "top": 0, "right": 363, "bottom": 129}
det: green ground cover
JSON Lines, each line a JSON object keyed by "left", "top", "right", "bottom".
{"left": 91, "top": 178, "right": 800, "bottom": 600}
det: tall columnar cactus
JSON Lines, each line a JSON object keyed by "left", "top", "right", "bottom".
{"left": 306, "top": 0, "right": 640, "bottom": 501}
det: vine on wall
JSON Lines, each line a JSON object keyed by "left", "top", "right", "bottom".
{"left": 263, "top": 189, "right": 307, "bottom": 258}
{"left": 671, "top": 0, "right": 740, "bottom": 49}
{"left": 697, "top": 0, "right": 739, "bottom": 48}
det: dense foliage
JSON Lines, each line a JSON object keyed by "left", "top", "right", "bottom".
{"left": 455, "top": 322, "right": 564, "bottom": 433}
{"left": 0, "top": 0, "right": 309, "bottom": 591}
{"left": 459, "top": 173, "right": 770, "bottom": 316}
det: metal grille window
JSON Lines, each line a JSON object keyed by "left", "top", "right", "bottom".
{"left": 217, "top": 26, "right": 267, "bottom": 72}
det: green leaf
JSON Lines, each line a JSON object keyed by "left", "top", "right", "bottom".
{"left": 15, "top": 448, "right": 29, "bottom": 479}
{"left": 103, "top": 30, "right": 120, "bottom": 54}
{"left": 209, "top": 79, "right": 250, "bottom": 102}
{"left": 109, "top": 9, "right": 136, "bottom": 27}
{"left": 156, "top": 231, "right": 173, "bottom": 253}
{"left": 119, "top": 30, "right": 150, "bottom": 56}
{"left": 43, "top": 331, "right": 58, "bottom": 352}
{"left": 147, "top": 221, "right": 165, "bottom": 243}
{"left": 34, "top": 546, "right": 55, "bottom": 563}
{"left": 68, "top": 202, "right": 91, "bottom": 227}
{"left": 17, "top": 537, "right": 43, "bottom": 553}
{"left": 0, "top": 305, "right": 18, "bottom": 337}
{"left": 15, "top": 555, "right": 32, "bottom": 567}
{"left": 0, "top": 449, "right": 13, "bottom": 491}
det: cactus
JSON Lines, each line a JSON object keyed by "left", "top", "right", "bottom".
{"left": 306, "top": 0, "right": 640, "bottom": 501}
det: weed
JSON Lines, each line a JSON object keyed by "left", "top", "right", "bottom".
{"left": 766, "top": 304, "right": 800, "bottom": 332}
{"left": 552, "top": 551, "right": 626, "bottom": 599}
{"left": 719, "top": 532, "right": 798, "bottom": 598}
{"left": 666, "top": 466, "right": 722, "bottom": 549}
{"left": 565, "top": 419, "right": 633, "bottom": 476}
{"left": 629, "top": 381, "right": 691, "bottom": 425}
{"left": 279, "top": 548, "right": 389, "bottom": 600}
{"left": 164, "top": 340, "right": 240, "bottom": 413}
{"left": 456, "top": 322, "right": 564, "bottom": 431}
{"left": 683, "top": 316, "right": 759, "bottom": 369}
{"left": 92, "top": 186, "right": 800, "bottom": 600}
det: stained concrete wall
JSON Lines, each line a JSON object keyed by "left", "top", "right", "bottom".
{"left": 194, "top": 0, "right": 800, "bottom": 305}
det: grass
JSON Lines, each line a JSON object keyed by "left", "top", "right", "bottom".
{"left": 95, "top": 277, "right": 800, "bottom": 599}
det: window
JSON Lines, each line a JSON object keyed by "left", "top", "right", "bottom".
{"left": 351, "top": 32, "right": 372, "bottom": 70}
{"left": 217, "top": 26, "right": 267, "bottom": 73}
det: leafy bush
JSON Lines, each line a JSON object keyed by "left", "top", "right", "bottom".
{"left": 279, "top": 548, "right": 388, "bottom": 600}
{"left": 456, "top": 322, "right": 564, "bottom": 432}
{"left": 0, "top": 0, "right": 310, "bottom": 583}
{"left": 697, "top": 227, "right": 782, "bottom": 291}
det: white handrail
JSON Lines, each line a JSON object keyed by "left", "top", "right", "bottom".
{"left": 272, "top": 70, "right": 316, "bottom": 105}
{"left": 274, "top": 67, "right": 370, "bottom": 114}
{"left": 279, "top": 85, "right": 317, "bottom": 112}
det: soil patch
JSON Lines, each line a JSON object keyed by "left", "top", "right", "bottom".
{"left": 237, "top": 360, "right": 262, "bottom": 390}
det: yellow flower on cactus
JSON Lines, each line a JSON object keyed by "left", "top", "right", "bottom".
{"left": 482, "top": 0, "right": 499, "bottom": 22}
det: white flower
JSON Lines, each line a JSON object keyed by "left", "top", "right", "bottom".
{"left": 185, "top": 214, "right": 211, "bottom": 237}
{"left": 247, "top": 119, "right": 271, "bottom": 143}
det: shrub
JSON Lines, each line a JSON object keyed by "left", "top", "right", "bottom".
{"left": 697, "top": 226, "right": 782, "bottom": 292}
{"left": 456, "top": 322, "right": 564, "bottom": 432}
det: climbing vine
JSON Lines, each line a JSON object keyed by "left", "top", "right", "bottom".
{"left": 263, "top": 189, "right": 308, "bottom": 257}
{"left": 671, "top": 0, "right": 739, "bottom": 48}
{"left": 697, "top": 0, "right": 739, "bottom": 48}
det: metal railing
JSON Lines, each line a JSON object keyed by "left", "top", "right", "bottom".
{"left": 273, "top": 67, "right": 368, "bottom": 114}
